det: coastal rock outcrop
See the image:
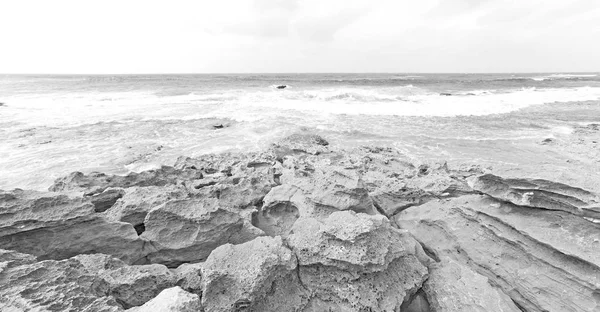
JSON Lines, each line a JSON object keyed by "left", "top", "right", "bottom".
{"left": 139, "top": 199, "right": 264, "bottom": 267}
{"left": 4, "top": 133, "right": 600, "bottom": 311}
{"left": 470, "top": 173, "right": 600, "bottom": 219}
{"left": 288, "top": 211, "right": 431, "bottom": 311}
{"left": 49, "top": 165, "right": 203, "bottom": 195}
{"left": 200, "top": 236, "right": 305, "bottom": 311}
{"left": 395, "top": 194, "right": 600, "bottom": 312}
{"left": 0, "top": 189, "right": 145, "bottom": 263}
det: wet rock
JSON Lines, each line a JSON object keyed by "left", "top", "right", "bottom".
{"left": 470, "top": 173, "right": 600, "bottom": 219}
{"left": 49, "top": 166, "right": 203, "bottom": 195}
{"left": 396, "top": 195, "right": 600, "bottom": 312}
{"left": 201, "top": 236, "right": 305, "bottom": 311}
{"left": 0, "top": 189, "right": 144, "bottom": 263}
{"left": 287, "top": 211, "right": 431, "bottom": 311}
{"left": 140, "top": 199, "right": 263, "bottom": 267}
{"left": 270, "top": 133, "right": 330, "bottom": 157}
{"left": 127, "top": 286, "right": 201, "bottom": 312}
{"left": 91, "top": 188, "right": 125, "bottom": 212}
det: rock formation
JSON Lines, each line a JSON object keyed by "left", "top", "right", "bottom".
{"left": 1, "top": 133, "right": 599, "bottom": 311}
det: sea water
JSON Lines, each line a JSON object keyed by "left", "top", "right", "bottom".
{"left": 1, "top": 73, "right": 600, "bottom": 190}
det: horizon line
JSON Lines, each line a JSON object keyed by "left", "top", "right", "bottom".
{"left": 1, "top": 71, "right": 600, "bottom": 76}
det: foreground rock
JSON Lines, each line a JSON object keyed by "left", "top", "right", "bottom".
{"left": 3, "top": 133, "right": 600, "bottom": 311}
{"left": 395, "top": 195, "right": 600, "bottom": 312}
{"left": 0, "top": 189, "right": 145, "bottom": 263}
{"left": 127, "top": 287, "right": 201, "bottom": 312}
{"left": 139, "top": 199, "right": 264, "bottom": 267}
{"left": 288, "top": 211, "right": 431, "bottom": 311}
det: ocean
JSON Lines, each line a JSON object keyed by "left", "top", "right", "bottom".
{"left": 1, "top": 73, "right": 600, "bottom": 191}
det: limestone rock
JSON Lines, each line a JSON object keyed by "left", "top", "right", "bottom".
{"left": 0, "top": 189, "right": 145, "bottom": 263}
{"left": 270, "top": 133, "right": 330, "bottom": 157}
{"left": 0, "top": 250, "right": 123, "bottom": 312}
{"left": 104, "top": 185, "right": 188, "bottom": 229}
{"left": 287, "top": 211, "right": 431, "bottom": 311}
{"left": 96, "top": 264, "right": 177, "bottom": 308}
{"left": 49, "top": 166, "right": 203, "bottom": 195}
{"left": 172, "top": 262, "right": 204, "bottom": 295}
{"left": 140, "top": 199, "right": 263, "bottom": 267}
{"left": 470, "top": 173, "right": 600, "bottom": 219}
{"left": 201, "top": 236, "right": 305, "bottom": 312}
{"left": 127, "top": 286, "right": 201, "bottom": 312}
{"left": 424, "top": 259, "right": 521, "bottom": 312}
{"left": 395, "top": 195, "right": 600, "bottom": 312}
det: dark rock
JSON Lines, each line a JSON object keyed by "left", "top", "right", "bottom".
{"left": 276, "top": 85, "right": 287, "bottom": 89}
{"left": 91, "top": 188, "right": 125, "bottom": 212}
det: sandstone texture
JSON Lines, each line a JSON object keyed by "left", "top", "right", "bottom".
{"left": 1, "top": 133, "right": 599, "bottom": 311}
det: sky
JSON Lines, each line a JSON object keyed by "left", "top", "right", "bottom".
{"left": 0, "top": 0, "right": 599, "bottom": 73}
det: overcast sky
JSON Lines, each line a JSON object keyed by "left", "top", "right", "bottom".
{"left": 1, "top": 0, "right": 599, "bottom": 73}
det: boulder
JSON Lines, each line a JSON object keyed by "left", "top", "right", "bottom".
{"left": 395, "top": 195, "right": 600, "bottom": 312}
{"left": 201, "top": 236, "right": 306, "bottom": 311}
{"left": 0, "top": 189, "right": 145, "bottom": 263}
{"left": 127, "top": 287, "right": 201, "bottom": 312}
{"left": 287, "top": 211, "right": 431, "bottom": 311}
{"left": 140, "top": 199, "right": 263, "bottom": 267}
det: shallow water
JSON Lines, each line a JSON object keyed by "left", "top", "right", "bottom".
{"left": 1, "top": 73, "right": 600, "bottom": 191}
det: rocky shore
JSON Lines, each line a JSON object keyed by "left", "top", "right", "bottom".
{"left": 1, "top": 133, "right": 599, "bottom": 311}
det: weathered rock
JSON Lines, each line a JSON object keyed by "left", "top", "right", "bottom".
{"left": 270, "top": 133, "right": 330, "bottom": 158}
{"left": 104, "top": 185, "right": 188, "bottom": 229}
{"left": 140, "top": 199, "right": 263, "bottom": 267}
{"left": 0, "top": 250, "right": 123, "bottom": 312}
{"left": 287, "top": 211, "right": 431, "bottom": 311}
{"left": 424, "top": 259, "right": 521, "bottom": 312}
{"left": 172, "top": 262, "right": 204, "bottom": 295}
{"left": 91, "top": 188, "right": 125, "bottom": 212}
{"left": 49, "top": 166, "right": 203, "bottom": 195}
{"left": 201, "top": 236, "right": 306, "bottom": 311}
{"left": 96, "top": 263, "right": 177, "bottom": 308}
{"left": 127, "top": 286, "right": 201, "bottom": 312}
{"left": 0, "top": 189, "right": 145, "bottom": 263}
{"left": 470, "top": 173, "right": 600, "bottom": 218}
{"left": 396, "top": 195, "right": 600, "bottom": 312}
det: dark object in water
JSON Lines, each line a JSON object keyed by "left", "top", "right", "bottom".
{"left": 276, "top": 85, "right": 287, "bottom": 89}
{"left": 0, "top": 102, "right": 4, "bottom": 106}
{"left": 213, "top": 124, "right": 224, "bottom": 129}
{"left": 440, "top": 93, "right": 452, "bottom": 96}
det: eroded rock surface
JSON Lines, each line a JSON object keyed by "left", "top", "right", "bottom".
{"left": 395, "top": 195, "right": 600, "bottom": 312}
{"left": 0, "top": 189, "right": 145, "bottom": 263}
{"left": 3, "top": 133, "right": 600, "bottom": 312}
